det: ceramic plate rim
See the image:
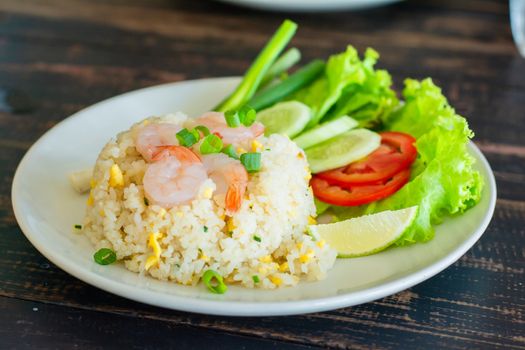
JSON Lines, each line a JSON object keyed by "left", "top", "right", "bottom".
{"left": 11, "top": 78, "right": 497, "bottom": 316}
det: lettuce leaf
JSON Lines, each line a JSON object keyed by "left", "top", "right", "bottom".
{"left": 333, "top": 78, "right": 483, "bottom": 245}
{"left": 293, "top": 46, "right": 396, "bottom": 128}
{"left": 327, "top": 54, "right": 398, "bottom": 128}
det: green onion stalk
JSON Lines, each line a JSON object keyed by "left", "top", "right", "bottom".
{"left": 259, "top": 47, "right": 301, "bottom": 88}
{"left": 248, "top": 59, "right": 325, "bottom": 111}
{"left": 214, "top": 20, "right": 298, "bottom": 112}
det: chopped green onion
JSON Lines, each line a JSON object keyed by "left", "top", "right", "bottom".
{"left": 203, "top": 226, "right": 208, "bottom": 232}
{"left": 222, "top": 144, "right": 239, "bottom": 160}
{"left": 224, "top": 110, "right": 241, "bottom": 127}
{"left": 240, "top": 152, "right": 261, "bottom": 173}
{"left": 202, "top": 269, "right": 228, "bottom": 294}
{"left": 93, "top": 248, "right": 117, "bottom": 265}
{"left": 190, "top": 128, "right": 200, "bottom": 141}
{"left": 176, "top": 128, "right": 198, "bottom": 147}
{"left": 252, "top": 275, "right": 260, "bottom": 283}
{"left": 238, "top": 105, "right": 256, "bottom": 126}
{"left": 144, "top": 197, "right": 149, "bottom": 206}
{"left": 74, "top": 224, "right": 82, "bottom": 230}
{"left": 200, "top": 134, "right": 224, "bottom": 154}
{"left": 195, "top": 125, "right": 210, "bottom": 136}
{"left": 253, "top": 235, "right": 262, "bottom": 242}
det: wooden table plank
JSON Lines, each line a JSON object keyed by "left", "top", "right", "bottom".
{"left": 0, "top": 297, "right": 316, "bottom": 350}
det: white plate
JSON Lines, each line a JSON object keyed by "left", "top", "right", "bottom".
{"left": 216, "top": 0, "right": 403, "bottom": 12}
{"left": 12, "top": 77, "right": 496, "bottom": 316}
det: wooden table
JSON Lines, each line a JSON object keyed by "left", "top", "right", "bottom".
{"left": 1, "top": 0, "right": 524, "bottom": 348}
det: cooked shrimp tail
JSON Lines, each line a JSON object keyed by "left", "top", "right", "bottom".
{"left": 225, "top": 182, "right": 244, "bottom": 215}
{"left": 201, "top": 153, "right": 248, "bottom": 215}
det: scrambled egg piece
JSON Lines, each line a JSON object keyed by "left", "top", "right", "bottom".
{"left": 109, "top": 164, "right": 124, "bottom": 187}
{"left": 269, "top": 275, "right": 282, "bottom": 286}
{"left": 299, "top": 249, "right": 315, "bottom": 263}
{"left": 251, "top": 140, "right": 263, "bottom": 152}
{"left": 145, "top": 232, "right": 162, "bottom": 270}
{"left": 259, "top": 255, "right": 273, "bottom": 263}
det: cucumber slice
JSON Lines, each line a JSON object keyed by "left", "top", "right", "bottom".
{"left": 256, "top": 101, "right": 311, "bottom": 137}
{"left": 293, "top": 116, "right": 358, "bottom": 149}
{"left": 305, "top": 129, "right": 380, "bottom": 173}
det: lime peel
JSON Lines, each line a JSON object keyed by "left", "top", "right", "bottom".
{"left": 308, "top": 206, "right": 418, "bottom": 258}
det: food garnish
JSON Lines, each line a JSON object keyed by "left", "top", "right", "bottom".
{"left": 200, "top": 134, "right": 223, "bottom": 154}
{"left": 176, "top": 128, "right": 199, "bottom": 147}
{"left": 202, "top": 269, "right": 228, "bottom": 294}
{"left": 240, "top": 152, "right": 261, "bottom": 173}
{"left": 93, "top": 248, "right": 117, "bottom": 265}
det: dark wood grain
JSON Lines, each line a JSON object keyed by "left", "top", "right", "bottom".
{"left": 0, "top": 0, "right": 524, "bottom": 349}
{"left": 0, "top": 297, "right": 315, "bottom": 350}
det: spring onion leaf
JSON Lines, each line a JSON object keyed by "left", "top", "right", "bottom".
{"left": 238, "top": 105, "right": 257, "bottom": 126}
{"left": 240, "top": 152, "right": 261, "bottom": 173}
{"left": 260, "top": 47, "right": 301, "bottom": 88}
{"left": 191, "top": 129, "right": 200, "bottom": 141}
{"left": 215, "top": 20, "right": 297, "bottom": 112}
{"left": 200, "top": 134, "right": 223, "bottom": 154}
{"left": 222, "top": 144, "right": 239, "bottom": 159}
{"left": 93, "top": 248, "right": 117, "bottom": 265}
{"left": 144, "top": 197, "right": 149, "bottom": 206}
{"left": 252, "top": 275, "right": 260, "bottom": 283}
{"left": 176, "top": 128, "right": 199, "bottom": 147}
{"left": 74, "top": 224, "right": 82, "bottom": 230}
{"left": 195, "top": 125, "right": 210, "bottom": 136}
{"left": 248, "top": 60, "right": 325, "bottom": 111}
{"left": 225, "top": 110, "right": 241, "bottom": 127}
{"left": 203, "top": 226, "right": 208, "bottom": 232}
{"left": 202, "top": 269, "right": 228, "bottom": 294}
{"left": 253, "top": 235, "right": 262, "bottom": 242}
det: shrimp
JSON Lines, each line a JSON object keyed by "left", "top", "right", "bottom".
{"left": 188, "top": 112, "right": 264, "bottom": 148}
{"left": 143, "top": 146, "right": 207, "bottom": 208}
{"left": 135, "top": 123, "right": 182, "bottom": 162}
{"left": 201, "top": 153, "right": 248, "bottom": 215}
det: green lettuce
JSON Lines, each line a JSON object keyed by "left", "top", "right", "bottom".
{"left": 326, "top": 52, "right": 398, "bottom": 128}
{"left": 333, "top": 78, "right": 483, "bottom": 245}
{"left": 293, "top": 46, "right": 396, "bottom": 128}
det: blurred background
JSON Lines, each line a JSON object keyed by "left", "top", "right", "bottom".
{"left": 0, "top": 0, "right": 522, "bottom": 146}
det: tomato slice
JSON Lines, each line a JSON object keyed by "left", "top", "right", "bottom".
{"left": 317, "top": 131, "right": 417, "bottom": 185}
{"left": 311, "top": 169, "right": 410, "bottom": 206}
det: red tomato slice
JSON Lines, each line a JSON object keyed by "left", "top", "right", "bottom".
{"left": 311, "top": 169, "right": 410, "bottom": 206}
{"left": 317, "top": 131, "right": 417, "bottom": 185}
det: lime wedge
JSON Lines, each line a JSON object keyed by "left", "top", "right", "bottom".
{"left": 256, "top": 101, "right": 311, "bottom": 137}
{"left": 309, "top": 206, "right": 418, "bottom": 257}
